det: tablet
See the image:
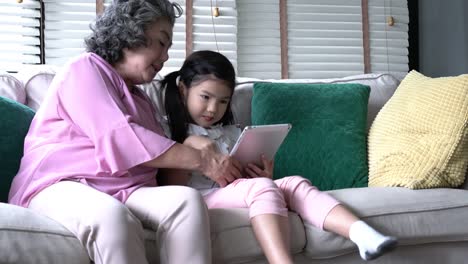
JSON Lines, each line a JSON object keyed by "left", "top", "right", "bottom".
{"left": 229, "top": 123, "right": 292, "bottom": 167}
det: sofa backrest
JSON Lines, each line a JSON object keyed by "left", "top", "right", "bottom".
{"left": 231, "top": 73, "right": 400, "bottom": 130}
{"left": 0, "top": 72, "right": 26, "bottom": 104}
{"left": 1, "top": 67, "right": 467, "bottom": 189}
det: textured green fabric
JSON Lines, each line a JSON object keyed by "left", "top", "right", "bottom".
{"left": 0, "top": 96, "right": 35, "bottom": 202}
{"left": 251, "top": 83, "right": 370, "bottom": 191}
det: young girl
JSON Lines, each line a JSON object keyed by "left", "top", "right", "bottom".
{"left": 159, "top": 50, "right": 397, "bottom": 263}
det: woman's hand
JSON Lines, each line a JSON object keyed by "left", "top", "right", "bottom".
{"left": 143, "top": 136, "right": 243, "bottom": 187}
{"left": 245, "top": 154, "right": 274, "bottom": 179}
{"left": 199, "top": 147, "right": 243, "bottom": 187}
{"left": 184, "top": 135, "right": 218, "bottom": 153}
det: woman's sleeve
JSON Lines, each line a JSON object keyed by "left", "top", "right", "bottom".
{"left": 56, "top": 55, "right": 175, "bottom": 174}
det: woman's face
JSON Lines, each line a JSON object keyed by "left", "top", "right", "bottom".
{"left": 117, "top": 18, "right": 173, "bottom": 87}
{"left": 182, "top": 78, "right": 232, "bottom": 128}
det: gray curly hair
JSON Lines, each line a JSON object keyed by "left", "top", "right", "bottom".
{"left": 85, "top": 0, "right": 182, "bottom": 65}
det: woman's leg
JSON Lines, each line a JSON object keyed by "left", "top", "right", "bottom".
{"left": 29, "top": 181, "right": 147, "bottom": 264}
{"left": 276, "top": 176, "right": 397, "bottom": 261}
{"left": 204, "top": 178, "right": 293, "bottom": 264}
{"left": 125, "top": 185, "right": 211, "bottom": 264}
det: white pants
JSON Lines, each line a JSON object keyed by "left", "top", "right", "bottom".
{"left": 29, "top": 181, "right": 211, "bottom": 264}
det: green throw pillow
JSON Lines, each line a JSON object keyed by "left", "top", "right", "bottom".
{"left": 251, "top": 83, "right": 370, "bottom": 191}
{"left": 0, "top": 96, "right": 35, "bottom": 202}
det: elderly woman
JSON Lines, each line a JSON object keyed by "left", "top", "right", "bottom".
{"left": 8, "top": 1, "right": 242, "bottom": 263}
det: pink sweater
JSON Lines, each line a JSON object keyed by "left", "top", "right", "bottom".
{"left": 9, "top": 53, "right": 175, "bottom": 207}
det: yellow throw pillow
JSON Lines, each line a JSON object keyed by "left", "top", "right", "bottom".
{"left": 368, "top": 70, "right": 468, "bottom": 189}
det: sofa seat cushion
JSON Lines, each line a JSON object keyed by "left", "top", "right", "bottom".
{"left": 0, "top": 203, "right": 89, "bottom": 264}
{"left": 209, "top": 209, "right": 306, "bottom": 263}
{"left": 303, "top": 187, "right": 468, "bottom": 259}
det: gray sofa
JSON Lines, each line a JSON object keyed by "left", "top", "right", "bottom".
{"left": 1, "top": 66, "right": 468, "bottom": 264}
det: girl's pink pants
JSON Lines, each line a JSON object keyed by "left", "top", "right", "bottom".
{"left": 204, "top": 176, "right": 340, "bottom": 230}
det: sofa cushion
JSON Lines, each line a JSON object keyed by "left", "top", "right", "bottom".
{"left": 251, "top": 83, "right": 369, "bottom": 191}
{"left": 0, "top": 96, "right": 35, "bottom": 203}
{"left": 15, "top": 65, "right": 57, "bottom": 111}
{"left": 0, "top": 73, "right": 26, "bottom": 104}
{"left": 304, "top": 187, "right": 468, "bottom": 260}
{"left": 209, "top": 209, "right": 306, "bottom": 263}
{"left": 0, "top": 203, "right": 89, "bottom": 264}
{"left": 368, "top": 71, "right": 468, "bottom": 188}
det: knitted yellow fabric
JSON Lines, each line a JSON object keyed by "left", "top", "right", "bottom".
{"left": 368, "top": 70, "right": 468, "bottom": 189}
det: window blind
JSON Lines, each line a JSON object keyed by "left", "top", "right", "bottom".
{"left": 0, "top": 0, "right": 410, "bottom": 79}
{"left": 42, "top": 0, "right": 97, "bottom": 66}
{"left": 237, "top": 0, "right": 282, "bottom": 79}
{"left": 190, "top": 0, "right": 237, "bottom": 70}
{"left": 0, "top": 0, "right": 41, "bottom": 72}
{"left": 369, "top": 0, "right": 409, "bottom": 80}
{"left": 286, "top": 0, "right": 365, "bottom": 79}
{"left": 159, "top": 0, "right": 187, "bottom": 76}
{"left": 286, "top": 0, "right": 409, "bottom": 79}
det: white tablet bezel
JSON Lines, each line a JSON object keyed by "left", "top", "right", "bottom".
{"left": 229, "top": 123, "right": 292, "bottom": 167}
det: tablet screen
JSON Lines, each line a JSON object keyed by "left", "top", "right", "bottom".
{"left": 229, "top": 123, "right": 291, "bottom": 167}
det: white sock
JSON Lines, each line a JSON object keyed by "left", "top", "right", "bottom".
{"left": 349, "top": 220, "right": 397, "bottom": 261}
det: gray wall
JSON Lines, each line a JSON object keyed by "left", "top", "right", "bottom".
{"left": 418, "top": 0, "right": 468, "bottom": 77}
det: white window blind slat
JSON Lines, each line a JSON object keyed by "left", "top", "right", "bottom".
{"left": 289, "top": 54, "right": 363, "bottom": 63}
{"left": 45, "top": 48, "right": 86, "bottom": 57}
{"left": 288, "top": 5, "right": 362, "bottom": 13}
{"left": 192, "top": 24, "right": 237, "bottom": 34}
{"left": 46, "top": 13, "right": 96, "bottom": 21}
{"left": 289, "top": 63, "right": 364, "bottom": 71}
{"left": 0, "top": 37, "right": 40, "bottom": 47}
{"left": 45, "top": 30, "right": 90, "bottom": 40}
{"left": 1, "top": 53, "right": 40, "bottom": 62}
{"left": 241, "top": 63, "right": 281, "bottom": 72}
{"left": 291, "top": 71, "right": 364, "bottom": 79}
{"left": 238, "top": 54, "right": 282, "bottom": 63}
{"left": 193, "top": 34, "right": 236, "bottom": 43}
{"left": 289, "top": 38, "right": 363, "bottom": 46}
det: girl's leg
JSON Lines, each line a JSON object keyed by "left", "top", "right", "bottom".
{"left": 250, "top": 214, "right": 292, "bottom": 264}
{"left": 204, "top": 178, "right": 293, "bottom": 264}
{"left": 324, "top": 205, "right": 397, "bottom": 260}
{"left": 125, "top": 185, "right": 211, "bottom": 264}
{"left": 275, "top": 176, "right": 397, "bottom": 261}
{"left": 29, "top": 181, "right": 147, "bottom": 264}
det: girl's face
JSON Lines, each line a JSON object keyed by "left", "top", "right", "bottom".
{"left": 116, "top": 18, "right": 173, "bottom": 87}
{"left": 182, "top": 78, "right": 232, "bottom": 128}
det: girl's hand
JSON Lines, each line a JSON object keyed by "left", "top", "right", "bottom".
{"left": 245, "top": 154, "right": 274, "bottom": 179}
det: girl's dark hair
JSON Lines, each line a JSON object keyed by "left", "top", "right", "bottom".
{"left": 85, "top": 0, "right": 182, "bottom": 65}
{"left": 162, "top": 50, "right": 236, "bottom": 143}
